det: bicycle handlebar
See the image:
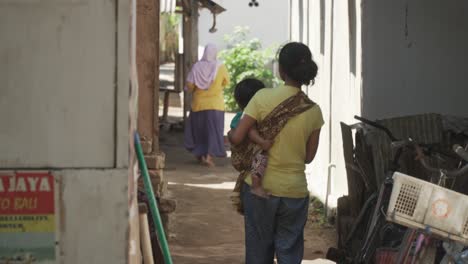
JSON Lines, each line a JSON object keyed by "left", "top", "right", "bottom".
{"left": 415, "top": 144, "right": 468, "bottom": 177}
{"left": 389, "top": 140, "right": 468, "bottom": 177}
{"left": 453, "top": 144, "right": 468, "bottom": 162}
{"left": 354, "top": 115, "right": 398, "bottom": 141}
{"left": 354, "top": 116, "right": 468, "bottom": 178}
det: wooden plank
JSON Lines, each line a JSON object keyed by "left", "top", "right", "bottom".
{"left": 174, "top": 54, "right": 184, "bottom": 93}
{"left": 153, "top": 0, "right": 161, "bottom": 153}
{"left": 355, "top": 130, "right": 378, "bottom": 192}
{"left": 139, "top": 204, "right": 154, "bottom": 264}
{"left": 162, "top": 92, "right": 170, "bottom": 122}
{"left": 341, "top": 122, "right": 365, "bottom": 216}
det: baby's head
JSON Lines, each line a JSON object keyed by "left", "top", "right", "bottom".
{"left": 234, "top": 78, "right": 266, "bottom": 110}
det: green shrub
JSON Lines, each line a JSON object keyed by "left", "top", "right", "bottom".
{"left": 219, "top": 27, "right": 282, "bottom": 112}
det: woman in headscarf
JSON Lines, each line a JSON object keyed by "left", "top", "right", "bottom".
{"left": 184, "top": 43, "right": 230, "bottom": 167}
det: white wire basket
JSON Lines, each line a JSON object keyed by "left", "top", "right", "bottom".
{"left": 387, "top": 172, "right": 468, "bottom": 245}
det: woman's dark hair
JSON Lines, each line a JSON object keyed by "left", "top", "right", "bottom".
{"left": 278, "top": 42, "right": 318, "bottom": 86}
{"left": 234, "top": 78, "right": 266, "bottom": 110}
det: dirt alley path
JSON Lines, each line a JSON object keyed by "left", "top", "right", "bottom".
{"left": 161, "top": 128, "right": 336, "bottom": 264}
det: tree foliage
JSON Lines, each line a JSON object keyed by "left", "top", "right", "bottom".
{"left": 219, "top": 27, "right": 281, "bottom": 111}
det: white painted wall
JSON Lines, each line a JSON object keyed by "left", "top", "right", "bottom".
{"left": 290, "top": 0, "right": 362, "bottom": 206}
{"left": 361, "top": 0, "right": 468, "bottom": 119}
{"left": 0, "top": 0, "right": 118, "bottom": 168}
{"left": 291, "top": 0, "right": 468, "bottom": 208}
{"left": 198, "top": 0, "right": 289, "bottom": 51}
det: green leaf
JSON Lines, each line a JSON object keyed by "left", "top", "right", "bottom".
{"left": 219, "top": 27, "right": 281, "bottom": 111}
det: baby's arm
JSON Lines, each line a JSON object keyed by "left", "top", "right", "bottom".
{"left": 248, "top": 127, "right": 273, "bottom": 151}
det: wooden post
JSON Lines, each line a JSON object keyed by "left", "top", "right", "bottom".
{"left": 174, "top": 54, "right": 183, "bottom": 93}
{"left": 153, "top": 0, "right": 160, "bottom": 153}
{"left": 162, "top": 91, "right": 170, "bottom": 122}
{"left": 137, "top": 0, "right": 160, "bottom": 153}
{"left": 139, "top": 203, "right": 154, "bottom": 264}
{"left": 182, "top": 0, "right": 199, "bottom": 122}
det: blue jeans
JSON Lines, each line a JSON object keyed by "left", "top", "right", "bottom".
{"left": 242, "top": 184, "right": 309, "bottom": 264}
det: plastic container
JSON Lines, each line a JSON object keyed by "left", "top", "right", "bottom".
{"left": 387, "top": 172, "right": 468, "bottom": 245}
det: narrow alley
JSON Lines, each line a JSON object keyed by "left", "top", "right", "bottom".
{"left": 2, "top": 0, "right": 468, "bottom": 263}
{"left": 159, "top": 109, "right": 336, "bottom": 263}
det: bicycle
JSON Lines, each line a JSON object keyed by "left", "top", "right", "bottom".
{"left": 328, "top": 116, "right": 427, "bottom": 263}
{"left": 389, "top": 140, "right": 468, "bottom": 263}
{"left": 327, "top": 116, "right": 468, "bottom": 264}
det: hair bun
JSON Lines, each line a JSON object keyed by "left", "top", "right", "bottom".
{"left": 278, "top": 42, "right": 318, "bottom": 86}
{"left": 289, "top": 60, "right": 318, "bottom": 86}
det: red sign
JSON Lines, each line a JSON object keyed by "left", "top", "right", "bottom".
{"left": 0, "top": 172, "right": 54, "bottom": 215}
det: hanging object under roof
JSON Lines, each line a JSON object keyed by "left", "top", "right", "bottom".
{"left": 176, "top": 0, "right": 226, "bottom": 33}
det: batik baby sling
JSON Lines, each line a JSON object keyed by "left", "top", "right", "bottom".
{"left": 231, "top": 91, "right": 316, "bottom": 214}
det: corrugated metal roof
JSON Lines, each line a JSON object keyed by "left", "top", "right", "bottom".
{"left": 161, "top": 0, "right": 176, "bottom": 13}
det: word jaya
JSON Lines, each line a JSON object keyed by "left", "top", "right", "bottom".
{"left": 0, "top": 177, "right": 51, "bottom": 193}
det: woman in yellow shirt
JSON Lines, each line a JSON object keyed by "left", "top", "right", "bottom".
{"left": 229, "top": 42, "right": 324, "bottom": 264}
{"left": 184, "top": 44, "right": 230, "bottom": 167}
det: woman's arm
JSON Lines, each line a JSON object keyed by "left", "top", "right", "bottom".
{"left": 186, "top": 82, "right": 195, "bottom": 92}
{"left": 305, "top": 129, "right": 321, "bottom": 164}
{"left": 228, "top": 115, "right": 257, "bottom": 146}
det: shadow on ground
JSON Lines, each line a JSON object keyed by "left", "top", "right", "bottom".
{"left": 161, "top": 122, "right": 336, "bottom": 264}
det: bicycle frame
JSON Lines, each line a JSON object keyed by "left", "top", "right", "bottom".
{"left": 352, "top": 116, "right": 468, "bottom": 264}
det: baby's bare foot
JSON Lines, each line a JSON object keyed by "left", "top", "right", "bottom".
{"left": 250, "top": 187, "right": 270, "bottom": 198}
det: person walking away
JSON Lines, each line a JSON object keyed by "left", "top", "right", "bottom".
{"left": 229, "top": 42, "right": 324, "bottom": 264}
{"left": 184, "top": 43, "right": 230, "bottom": 167}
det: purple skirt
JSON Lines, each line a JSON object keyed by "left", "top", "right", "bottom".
{"left": 184, "top": 110, "right": 226, "bottom": 157}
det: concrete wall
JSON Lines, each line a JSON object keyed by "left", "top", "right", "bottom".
{"left": 290, "top": 0, "right": 362, "bottom": 205}
{"left": 0, "top": 0, "right": 131, "bottom": 263}
{"left": 0, "top": 0, "right": 129, "bottom": 168}
{"left": 56, "top": 169, "right": 128, "bottom": 264}
{"left": 198, "top": 0, "right": 289, "bottom": 51}
{"left": 362, "top": 0, "right": 468, "bottom": 119}
{"left": 291, "top": 0, "right": 468, "bottom": 207}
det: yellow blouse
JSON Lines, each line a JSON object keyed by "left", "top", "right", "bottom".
{"left": 186, "top": 65, "right": 230, "bottom": 112}
{"left": 244, "top": 85, "right": 324, "bottom": 198}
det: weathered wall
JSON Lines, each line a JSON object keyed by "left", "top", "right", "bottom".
{"left": 137, "top": 0, "right": 160, "bottom": 153}
{"left": 0, "top": 0, "right": 131, "bottom": 262}
{"left": 362, "top": 0, "right": 468, "bottom": 119}
{"left": 290, "top": 0, "right": 362, "bottom": 205}
{"left": 56, "top": 169, "right": 128, "bottom": 264}
{"left": 291, "top": 0, "right": 468, "bottom": 207}
{"left": 0, "top": 0, "right": 119, "bottom": 168}
{"left": 198, "top": 0, "right": 289, "bottom": 51}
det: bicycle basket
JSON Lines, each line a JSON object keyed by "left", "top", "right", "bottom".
{"left": 387, "top": 172, "right": 468, "bottom": 245}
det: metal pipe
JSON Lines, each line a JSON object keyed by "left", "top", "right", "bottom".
{"left": 134, "top": 132, "right": 173, "bottom": 264}
{"left": 325, "top": 163, "right": 336, "bottom": 219}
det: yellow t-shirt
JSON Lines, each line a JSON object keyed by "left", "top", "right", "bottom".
{"left": 244, "top": 85, "right": 324, "bottom": 198}
{"left": 187, "top": 64, "right": 230, "bottom": 112}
